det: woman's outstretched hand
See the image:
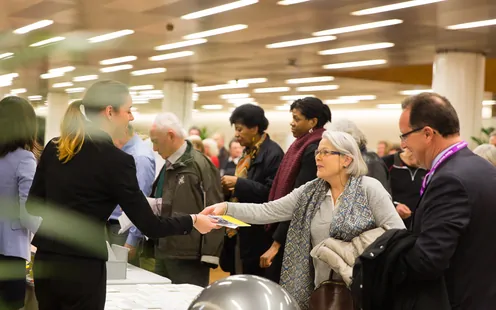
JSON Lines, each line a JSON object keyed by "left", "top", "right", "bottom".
{"left": 201, "top": 202, "right": 228, "bottom": 216}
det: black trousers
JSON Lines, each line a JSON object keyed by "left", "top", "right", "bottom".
{"left": 33, "top": 251, "right": 106, "bottom": 310}
{"left": 155, "top": 258, "right": 210, "bottom": 287}
{"left": 0, "top": 254, "right": 26, "bottom": 310}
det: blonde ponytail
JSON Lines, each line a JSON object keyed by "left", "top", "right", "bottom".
{"left": 55, "top": 100, "right": 86, "bottom": 163}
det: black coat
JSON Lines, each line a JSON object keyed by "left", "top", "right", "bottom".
{"left": 351, "top": 229, "right": 450, "bottom": 310}
{"left": 405, "top": 148, "right": 496, "bottom": 309}
{"left": 362, "top": 150, "right": 391, "bottom": 194}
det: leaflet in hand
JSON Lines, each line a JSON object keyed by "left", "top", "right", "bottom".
{"left": 209, "top": 215, "right": 251, "bottom": 229}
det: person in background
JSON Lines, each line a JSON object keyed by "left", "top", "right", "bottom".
{"left": 473, "top": 143, "right": 496, "bottom": 166}
{"left": 202, "top": 138, "right": 220, "bottom": 168}
{"left": 0, "top": 96, "right": 42, "bottom": 310}
{"left": 376, "top": 140, "right": 390, "bottom": 157}
{"left": 188, "top": 126, "right": 201, "bottom": 137}
{"left": 398, "top": 92, "right": 496, "bottom": 309}
{"left": 212, "top": 132, "right": 229, "bottom": 169}
{"left": 383, "top": 148, "right": 427, "bottom": 228}
{"left": 110, "top": 124, "right": 155, "bottom": 267}
{"left": 262, "top": 97, "right": 331, "bottom": 284}
{"left": 489, "top": 131, "right": 496, "bottom": 146}
{"left": 107, "top": 124, "right": 155, "bottom": 258}
{"left": 26, "top": 81, "right": 217, "bottom": 310}
{"left": 329, "top": 119, "right": 391, "bottom": 193}
{"left": 149, "top": 113, "right": 224, "bottom": 287}
{"left": 387, "top": 144, "right": 402, "bottom": 155}
{"left": 187, "top": 135, "right": 205, "bottom": 153}
{"left": 220, "top": 139, "right": 243, "bottom": 177}
{"left": 220, "top": 104, "right": 284, "bottom": 277}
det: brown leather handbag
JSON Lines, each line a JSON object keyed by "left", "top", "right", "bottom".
{"left": 309, "top": 271, "right": 354, "bottom": 310}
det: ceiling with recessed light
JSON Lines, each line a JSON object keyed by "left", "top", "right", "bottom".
{"left": 0, "top": 0, "right": 495, "bottom": 114}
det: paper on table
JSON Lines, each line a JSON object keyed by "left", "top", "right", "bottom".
{"left": 209, "top": 215, "right": 251, "bottom": 229}
{"left": 106, "top": 241, "right": 117, "bottom": 261}
{"left": 117, "top": 212, "right": 133, "bottom": 234}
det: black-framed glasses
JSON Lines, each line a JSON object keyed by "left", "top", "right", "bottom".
{"left": 314, "top": 149, "right": 342, "bottom": 157}
{"left": 399, "top": 127, "right": 424, "bottom": 141}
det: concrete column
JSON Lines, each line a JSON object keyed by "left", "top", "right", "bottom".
{"left": 161, "top": 80, "right": 194, "bottom": 129}
{"left": 44, "top": 92, "right": 69, "bottom": 144}
{"left": 432, "top": 51, "right": 485, "bottom": 145}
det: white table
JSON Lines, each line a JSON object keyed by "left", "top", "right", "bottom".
{"left": 107, "top": 264, "right": 171, "bottom": 285}
{"left": 105, "top": 284, "right": 203, "bottom": 310}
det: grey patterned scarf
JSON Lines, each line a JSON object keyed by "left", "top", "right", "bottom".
{"left": 280, "top": 176, "right": 376, "bottom": 310}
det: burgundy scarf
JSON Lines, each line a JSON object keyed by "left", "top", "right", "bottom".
{"left": 269, "top": 128, "right": 325, "bottom": 201}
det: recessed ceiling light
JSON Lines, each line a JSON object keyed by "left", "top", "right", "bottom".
{"left": 183, "top": 24, "right": 248, "bottom": 40}
{"left": 202, "top": 104, "right": 224, "bottom": 110}
{"left": 483, "top": 100, "right": 496, "bottom": 106}
{"left": 53, "top": 82, "right": 73, "bottom": 88}
{"left": 41, "top": 72, "right": 65, "bottom": 79}
{"left": 296, "top": 85, "right": 339, "bottom": 92}
{"left": 181, "top": 0, "right": 258, "bottom": 20}
{"left": 275, "top": 105, "right": 291, "bottom": 111}
{"left": 0, "top": 52, "right": 13, "bottom": 60}
{"left": 155, "top": 39, "right": 207, "bottom": 51}
{"left": 131, "top": 68, "right": 166, "bottom": 76}
{"left": 280, "top": 95, "right": 314, "bottom": 101}
{"left": 73, "top": 75, "right": 98, "bottom": 82}
{"left": 49, "top": 66, "right": 75, "bottom": 73}
{"left": 30, "top": 36, "right": 65, "bottom": 47}
{"left": 100, "top": 56, "right": 137, "bottom": 66}
{"left": 28, "top": 95, "right": 43, "bottom": 101}
{"left": 139, "top": 90, "right": 162, "bottom": 96}
{"left": 149, "top": 51, "right": 194, "bottom": 61}
{"left": 286, "top": 76, "right": 334, "bottom": 84}
{"left": 277, "top": 0, "right": 310, "bottom": 5}
{"left": 339, "top": 95, "right": 377, "bottom": 101}
{"left": 194, "top": 83, "right": 248, "bottom": 92}
{"left": 266, "top": 36, "right": 336, "bottom": 49}
{"left": 88, "top": 30, "right": 134, "bottom": 43}
{"left": 228, "top": 78, "right": 267, "bottom": 84}
{"left": 65, "top": 87, "right": 86, "bottom": 93}
{"left": 227, "top": 98, "right": 257, "bottom": 104}
{"left": 351, "top": 0, "right": 445, "bottom": 16}
{"left": 377, "top": 104, "right": 402, "bottom": 109}
{"left": 100, "top": 64, "right": 133, "bottom": 73}
{"left": 324, "top": 99, "right": 359, "bottom": 105}
{"left": 11, "top": 88, "right": 26, "bottom": 94}
{"left": 129, "top": 85, "right": 154, "bottom": 91}
{"left": 0, "top": 73, "right": 18, "bottom": 80}
{"left": 193, "top": 93, "right": 199, "bottom": 101}
{"left": 313, "top": 19, "right": 403, "bottom": 36}
{"left": 14, "top": 20, "right": 53, "bottom": 34}
{"left": 220, "top": 93, "right": 250, "bottom": 99}
{"left": 319, "top": 42, "right": 394, "bottom": 55}
{"left": 399, "top": 89, "right": 432, "bottom": 95}
{"left": 323, "top": 59, "right": 387, "bottom": 69}
{"left": 446, "top": 19, "right": 496, "bottom": 30}
{"left": 253, "top": 87, "right": 290, "bottom": 93}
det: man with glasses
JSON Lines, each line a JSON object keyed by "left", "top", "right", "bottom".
{"left": 397, "top": 92, "right": 496, "bottom": 309}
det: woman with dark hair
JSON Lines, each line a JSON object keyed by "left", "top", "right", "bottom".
{"left": 262, "top": 97, "right": 332, "bottom": 283}
{"left": 220, "top": 104, "right": 284, "bottom": 277}
{"left": 0, "top": 96, "right": 42, "bottom": 310}
{"left": 26, "top": 81, "right": 217, "bottom": 310}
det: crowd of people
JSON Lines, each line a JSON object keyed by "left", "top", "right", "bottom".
{"left": 0, "top": 80, "right": 495, "bottom": 310}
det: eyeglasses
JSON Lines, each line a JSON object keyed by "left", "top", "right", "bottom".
{"left": 399, "top": 127, "right": 424, "bottom": 141}
{"left": 314, "top": 149, "right": 342, "bottom": 157}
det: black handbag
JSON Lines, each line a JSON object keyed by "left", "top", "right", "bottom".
{"left": 309, "top": 271, "right": 354, "bottom": 310}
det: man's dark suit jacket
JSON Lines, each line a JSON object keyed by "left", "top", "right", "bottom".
{"left": 405, "top": 147, "right": 496, "bottom": 309}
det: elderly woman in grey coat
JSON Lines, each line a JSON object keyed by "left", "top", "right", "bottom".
{"left": 202, "top": 130, "right": 405, "bottom": 310}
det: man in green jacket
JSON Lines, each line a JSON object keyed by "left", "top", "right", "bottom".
{"left": 148, "top": 112, "right": 224, "bottom": 287}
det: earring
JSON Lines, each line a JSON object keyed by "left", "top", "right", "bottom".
{"left": 342, "top": 165, "right": 347, "bottom": 168}
{"left": 309, "top": 128, "right": 314, "bottom": 134}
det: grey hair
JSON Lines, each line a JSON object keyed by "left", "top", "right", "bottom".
{"left": 322, "top": 129, "right": 368, "bottom": 177}
{"left": 153, "top": 113, "right": 187, "bottom": 138}
{"left": 473, "top": 144, "right": 496, "bottom": 166}
{"left": 327, "top": 119, "right": 368, "bottom": 150}
{"left": 202, "top": 138, "right": 219, "bottom": 157}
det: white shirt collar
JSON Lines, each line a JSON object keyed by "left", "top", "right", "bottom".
{"left": 167, "top": 142, "right": 187, "bottom": 167}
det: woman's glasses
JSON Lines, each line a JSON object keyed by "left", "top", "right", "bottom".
{"left": 314, "top": 149, "right": 341, "bottom": 157}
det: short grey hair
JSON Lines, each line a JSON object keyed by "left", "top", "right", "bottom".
{"left": 153, "top": 112, "right": 187, "bottom": 138}
{"left": 327, "top": 119, "right": 368, "bottom": 151}
{"left": 322, "top": 130, "right": 368, "bottom": 177}
{"left": 473, "top": 144, "right": 496, "bottom": 166}
{"left": 202, "top": 138, "right": 219, "bottom": 157}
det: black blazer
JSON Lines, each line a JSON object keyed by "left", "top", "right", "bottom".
{"left": 405, "top": 148, "right": 496, "bottom": 309}
{"left": 27, "top": 129, "right": 193, "bottom": 261}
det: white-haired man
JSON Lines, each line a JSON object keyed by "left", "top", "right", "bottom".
{"left": 148, "top": 113, "right": 224, "bottom": 287}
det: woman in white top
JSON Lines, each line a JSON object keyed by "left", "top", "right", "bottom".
{"left": 203, "top": 130, "right": 405, "bottom": 310}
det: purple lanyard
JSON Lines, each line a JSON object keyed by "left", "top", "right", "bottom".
{"left": 420, "top": 141, "right": 468, "bottom": 195}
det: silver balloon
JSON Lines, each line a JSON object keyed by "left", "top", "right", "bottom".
{"left": 188, "top": 275, "right": 301, "bottom": 310}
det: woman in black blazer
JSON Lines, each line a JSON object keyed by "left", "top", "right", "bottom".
{"left": 26, "top": 80, "right": 216, "bottom": 310}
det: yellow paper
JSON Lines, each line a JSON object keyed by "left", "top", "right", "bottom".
{"left": 220, "top": 215, "right": 251, "bottom": 227}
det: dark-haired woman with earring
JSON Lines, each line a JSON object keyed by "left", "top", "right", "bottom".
{"left": 219, "top": 104, "right": 284, "bottom": 277}
{"left": 262, "top": 97, "right": 332, "bottom": 283}
{"left": 0, "top": 96, "right": 42, "bottom": 310}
